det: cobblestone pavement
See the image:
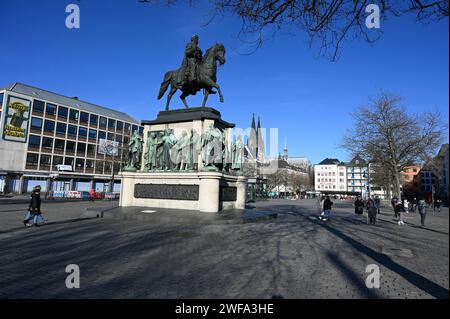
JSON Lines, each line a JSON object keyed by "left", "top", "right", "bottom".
{"left": 0, "top": 199, "right": 448, "bottom": 299}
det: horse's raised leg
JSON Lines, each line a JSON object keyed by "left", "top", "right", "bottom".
{"left": 180, "top": 92, "right": 189, "bottom": 108}
{"left": 201, "top": 91, "right": 210, "bottom": 108}
{"left": 202, "top": 78, "right": 224, "bottom": 103}
{"left": 166, "top": 86, "right": 177, "bottom": 111}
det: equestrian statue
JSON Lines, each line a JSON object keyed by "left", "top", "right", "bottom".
{"left": 157, "top": 35, "right": 226, "bottom": 110}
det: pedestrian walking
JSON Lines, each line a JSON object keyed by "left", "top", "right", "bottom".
{"left": 23, "top": 185, "right": 46, "bottom": 227}
{"left": 418, "top": 198, "right": 427, "bottom": 226}
{"left": 354, "top": 196, "right": 364, "bottom": 215}
{"left": 434, "top": 199, "right": 442, "bottom": 213}
{"left": 391, "top": 196, "right": 398, "bottom": 214}
{"left": 89, "top": 188, "right": 96, "bottom": 202}
{"left": 366, "top": 197, "right": 377, "bottom": 225}
{"left": 319, "top": 195, "right": 333, "bottom": 221}
{"left": 411, "top": 197, "right": 417, "bottom": 212}
{"left": 374, "top": 196, "right": 381, "bottom": 215}
{"left": 394, "top": 198, "right": 405, "bottom": 225}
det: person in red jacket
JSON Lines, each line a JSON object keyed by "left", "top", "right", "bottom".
{"left": 89, "top": 188, "right": 95, "bottom": 202}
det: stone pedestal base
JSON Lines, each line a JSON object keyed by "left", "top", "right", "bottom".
{"left": 119, "top": 171, "right": 246, "bottom": 213}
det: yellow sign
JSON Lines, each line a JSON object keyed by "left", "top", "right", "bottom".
{"left": 2, "top": 96, "right": 30, "bottom": 143}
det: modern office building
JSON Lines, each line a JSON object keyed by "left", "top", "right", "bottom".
{"left": 0, "top": 83, "right": 143, "bottom": 194}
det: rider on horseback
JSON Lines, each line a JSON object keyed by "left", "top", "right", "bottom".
{"left": 178, "top": 35, "right": 203, "bottom": 86}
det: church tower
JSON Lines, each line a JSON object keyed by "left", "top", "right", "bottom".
{"left": 247, "top": 113, "right": 257, "bottom": 159}
{"left": 283, "top": 137, "right": 288, "bottom": 160}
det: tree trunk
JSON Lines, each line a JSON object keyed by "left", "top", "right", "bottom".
{"left": 393, "top": 170, "right": 401, "bottom": 198}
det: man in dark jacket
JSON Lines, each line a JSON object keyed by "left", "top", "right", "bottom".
{"left": 418, "top": 198, "right": 427, "bottom": 226}
{"left": 320, "top": 196, "right": 333, "bottom": 220}
{"left": 354, "top": 196, "right": 364, "bottom": 215}
{"left": 23, "top": 185, "right": 42, "bottom": 227}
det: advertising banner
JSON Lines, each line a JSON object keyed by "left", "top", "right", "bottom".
{"left": 98, "top": 138, "right": 119, "bottom": 156}
{"left": 2, "top": 95, "right": 31, "bottom": 143}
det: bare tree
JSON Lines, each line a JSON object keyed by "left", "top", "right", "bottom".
{"left": 342, "top": 91, "right": 446, "bottom": 198}
{"left": 266, "top": 168, "right": 287, "bottom": 194}
{"left": 142, "top": 0, "right": 448, "bottom": 60}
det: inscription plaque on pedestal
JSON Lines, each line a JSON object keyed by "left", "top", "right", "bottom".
{"left": 134, "top": 184, "right": 199, "bottom": 201}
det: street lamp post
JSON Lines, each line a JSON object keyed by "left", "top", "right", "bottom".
{"left": 109, "top": 151, "right": 115, "bottom": 193}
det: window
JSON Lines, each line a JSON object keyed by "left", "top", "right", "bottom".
{"left": 40, "top": 154, "right": 51, "bottom": 166}
{"left": 69, "top": 109, "right": 79, "bottom": 121}
{"left": 0, "top": 92, "right": 4, "bottom": 109}
{"left": 43, "top": 120, "right": 55, "bottom": 133}
{"left": 42, "top": 137, "right": 53, "bottom": 149}
{"left": 66, "top": 141, "right": 76, "bottom": 153}
{"left": 64, "top": 157, "right": 74, "bottom": 167}
{"left": 87, "top": 144, "right": 96, "bottom": 156}
{"left": 33, "top": 100, "right": 45, "bottom": 113}
{"left": 67, "top": 125, "right": 77, "bottom": 137}
{"left": 115, "top": 134, "right": 122, "bottom": 143}
{"left": 88, "top": 129, "right": 97, "bottom": 139}
{"left": 108, "top": 119, "right": 116, "bottom": 130}
{"left": 56, "top": 122, "right": 67, "bottom": 135}
{"left": 96, "top": 161, "right": 104, "bottom": 173}
{"left": 31, "top": 117, "right": 43, "bottom": 130}
{"left": 54, "top": 139, "right": 65, "bottom": 151}
{"left": 124, "top": 123, "right": 131, "bottom": 133}
{"left": 116, "top": 121, "right": 123, "bottom": 131}
{"left": 107, "top": 133, "right": 114, "bottom": 141}
{"left": 26, "top": 153, "right": 39, "bottom": 164}
{"left": 98, "top": 130, "right": 106, "bottom": 140}
{"left": 85, "top": 159, "right": 95, "bottom": 169}
{"left": 80, "top": 112, "right": 89, "bottom": 123}
{"left": 78, "top": 126, "right": 87, "bottom": 138}
{"left": 90, "top": 114, "right": 98, "bottom": 126}
{"left": 99, "top": 117, "right": 107, "bottom": 129}
{"left": 132, "top": 125, "right": 138, "bottom": 133}
{"left": 75, "top": 158, "right": 85, "bottom": 170}
{"left": 28, "top": 135, "right": 41, "bottom": 147}
{"left": 77, "top": 142, "right": 86, "bottom": 155}
{"left": 139, "top": 127, "right": 144, "bottom": 135}
{"left": 58, "top": 106, "right": 68, "bottom": 118}
{"left": 46, "top": 103, "right": 57, "bottom": 116}
{"left": 123, "top": 135, "right": 129, "bottom": 144}
{"left": 52, "top": 156, "right": 63, "bottom": 167}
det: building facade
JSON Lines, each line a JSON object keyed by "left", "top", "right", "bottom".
{"left": 314, "top": 156, "right": 386, "bottom": 198}
{"left": 346, "top": 155, "right": 369, "bottom": 195}
{"left": 314, "top": 158, "right": 347, "bottom": 193}
{"left": 0, "top": 83, "right": 143, "bottom": 194}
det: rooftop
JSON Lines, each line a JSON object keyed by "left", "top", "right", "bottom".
{"left": 317, "top": 158, "right": 343, "bottom": 165}
{"left": 0, "top": 82, "right": 140, "bottom": 124}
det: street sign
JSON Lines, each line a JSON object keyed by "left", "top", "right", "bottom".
{"left": 57, "top": 165, "right": 72, "bottom": 172}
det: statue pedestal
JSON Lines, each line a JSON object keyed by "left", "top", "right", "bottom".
{"left": 119, "top": 171, "right": 246, "bottom": 213}
{"left": 119, "top": 107, "right": 246, "bottom": 213}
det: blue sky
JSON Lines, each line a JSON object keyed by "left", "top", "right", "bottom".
{"left": 0, "top": 0, "right": 448, "bottom": 164}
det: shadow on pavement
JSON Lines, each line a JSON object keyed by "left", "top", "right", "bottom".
{"left": 307, "top": 216, "right": 449, "bottom": 299}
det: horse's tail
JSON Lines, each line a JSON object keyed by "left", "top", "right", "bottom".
{"left": 157, "top": 71, "right": 172, "bottom": 100}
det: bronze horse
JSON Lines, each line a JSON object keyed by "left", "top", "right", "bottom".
{"left": 157, "top": 43, "right": 225, "bottom": 110}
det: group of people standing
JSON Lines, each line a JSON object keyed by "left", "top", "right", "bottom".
{"left": 319, "top": 193, "right": 436, "bottom": 227}
{"left": 354, "top": 196, "right": 380, "bottom": 225}
{"left": 391, "top": 196, "right": 429, "bottom": 227}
